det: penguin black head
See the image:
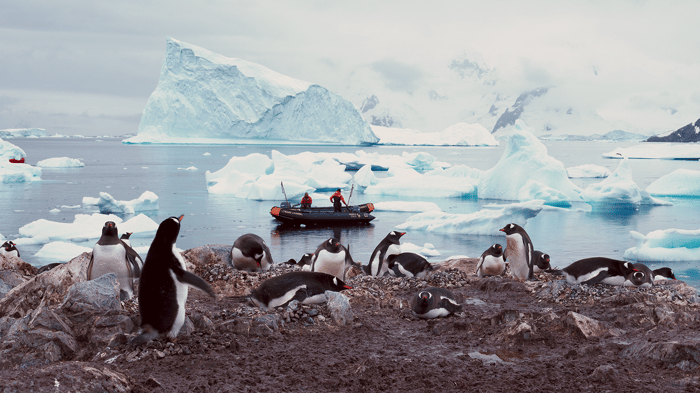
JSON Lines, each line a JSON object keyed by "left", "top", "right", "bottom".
{"left": 3, "top": 241, "right": 16, "bottom": 252}
{"left": 630, "top": 271, "right": 646, "bottom": 286}
{"left": 326, "top": 238, "right": 342, "bottom": 252}
{"left": 386, "top": 231, "right": 406, "bottom": 244}
{"left": 120, "top": 232, "right": 133, "bottom": 240}
{"left": 499, "top": 223, "right": 522, "bottom": 235}
{"left": 491, "top": 244, "right": 503, "bottom": 256}
{"left": 413, "top": 290, "right": 433, "bottom": 312}
{"left": 102, "top": 221, "right": 118, "bottom": 237}
{"left": 332, "top": 276, "right": 353, "bottom": 290}
{"left": 154, "top": 215, "right": 184, "bottom": 245}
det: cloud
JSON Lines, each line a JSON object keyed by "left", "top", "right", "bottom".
{"left": 369, "top": 59, "right": 424, "bottom": 93}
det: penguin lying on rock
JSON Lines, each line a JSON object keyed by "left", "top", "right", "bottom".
{"left": 411, "top": 287, "right": 461, "bottom": 319}
{"left": 230, "top": 233, "right": 274, "bottom": 272}
{"left": 653, "top": 267, "right": 676, "bottom": 281}
{"left": 558, "top": 257, "right": 639, "bottom": 286}
{"left": 532, "top": 251, "right": 551, "bottom": 273}
{"left": 249, "top": 271, "right": 352, "bottom": 308}
{"left": 310, "top": 238, "right": 355, "bottom": 281}
{"left": 130, "top": 215, "right": 215, "bottom": 346}
{"left": 475, "top": 244, "right": 505, "bottom": 277}
{"left": 387, "top": 253, "right": 433, "bottom": 278}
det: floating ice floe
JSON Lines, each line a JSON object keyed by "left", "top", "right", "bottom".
{"left": 372, "top": 201, "right": 441, "bottom": 213}
{"left": 18, "top": 213, "right": 159, "bottom": 244}
{"left": 624, "top": 228, "right": 700, "bottom": 262}
{"left": 0, "top": 138, "right": 26, "bottom": 161}
{"left": 399, "top": 242, "right": 441, "bottom": 257}
{"left": 603, "top": 143, "right": 700, "bottom": 160}
{"left": 83, "top": 191, "right": 159, "bottom": 214}
{"left": 581, "top": 157, "right": 671, "bottom": 210}
{"left": 35, "top": 241, "right": 92, "bottom": 262}
{"left": 646, "top": 169, "right": 700, "bottom": 197}
{"left": 354, "top": 165, "right": 379, "bottom": 187}
{"left": 36, "top": 157, "right": 85, "bottom": 168}
{"left": 0, "top": 138, "right": 41, "bottom": 182}
{"left": 478, "top": 121, "right": 582, "bottom": 204}
{"left": 567, "top": 164, "right": 610, "bottom": 178}
{"left": 371, "top": 122, "right": 499, "bottom": 146}
{"left": 395, "top": 200, "right": 544, "bottom": 235}
{"left": 364, "top": 166, "right": 478, "bottom": 198}
{"left": 518, "top": 179, "right": 573, "bottom": 207}
{"left": 178, "top": 166, "right": 198, "bottom": 171}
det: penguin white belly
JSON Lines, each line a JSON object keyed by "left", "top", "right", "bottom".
{"left": 92, "top": 245, "right": 133, "bottom": 296}
{"left": 266, "top": 285, "right": 307, "bottom": 308}
{"left": 168, "top": 244, "right": 189, "bottom": 338}
{"left": 0, "top": 249, "right": 18, "bottom": 258}
{"left": 505, "top": 234, "right": 530, "bottom": 280}
{"left": 479, "top": 256, "right": 505, "bottom": 277}
{"left": 395, "top": 263, "right": 414, "bottom": 278}
{"left": 313, "top": 250, "right": 347, "bottom": 279}
{"left": 302, "top": 293, "right": 328, "bottom": 304}
{"left": 600, "top": 275, "right": 625, "bottom": 286}
{"left": 564, "top": 267, "right": 606, "bottom": 284}
{"left": 416, "top": 307, "right": 450, "bottom": 319}
{"left": 231, "top": 247, "right": 258, "bottom": 271}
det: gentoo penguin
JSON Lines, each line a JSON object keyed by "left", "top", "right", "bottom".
{"left": 0, "top": 241, "right": 20, "bottom": 258}
{"left": 411, "top": 287, "right": 461, "bottom": 319}
{"left": 310, "top": 238, "right": 354, "bottom": 280}
{"left": 387, "top": 253, "right": 433, "bottom": 278}
{"left": 367, "top": 231, "right": 405, "bottom": 276}
{"left": 475, "top": 244, "right": 506, "bottom": 277}
{"left": 87, "top": 221, "right": 144, "bottom": 300}
{"left": 131, "top": 215, "right": 215, "bottom": 345}
{"left": 230, "top": 233, "right": 274, "bottom": 272}
{"left": 532, "top": 251, "right": 551, "bottom": 273}
{"left": 561, "top": 257, "right": 638, "bottom": 286}
{"left": 249, "top": 271, "right": 352, "bottom": 308}
{"left": 285, "top": 253, "right": 313, "bottom": 270}
{"left": 653, "top": 267, "right": 676, "bottom": 281}
{"left": 120, "top": 232, "right": 133, "bottom": 247}
{"left": 499, "top": 223, "right": 534, "bottom": 281}
{"left": 37, "top": 262, "right": 64, "bottom": 274}
{"left": 624, "top": 263, "right": 654, "bottom": 289}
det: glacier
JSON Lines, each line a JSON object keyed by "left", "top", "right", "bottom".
{"left": 125, "top": 37, "right": 378, "bottom": 145}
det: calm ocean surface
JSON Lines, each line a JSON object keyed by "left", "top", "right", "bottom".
{"left": 2, "top": 138, "right": 699, "bottom": 287}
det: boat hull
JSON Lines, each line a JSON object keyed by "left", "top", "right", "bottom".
{"left": 270, "top": 203, "right": 375, "bottom": 225}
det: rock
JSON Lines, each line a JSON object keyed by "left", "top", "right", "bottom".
{"left": 0, "top": 254, "right": 37, "bottom": 275}
{"left": 182, "top": 244, "right": 232, "bottom": 270}
{"left": 589, "top": 364, "right": 618, "bottom": 382}
{"left": 621, "top": 339, "right": 700, "bottom": 371}
{"left": 0, "top": 280, "right": 11, "bottom": 299}
{"left": 434, "top": 258, "right": 479, "bottom": 274}
{"left": 326, "top": 291, "right": 353, "bottom": 326}
{"left": 91, "top": 310, "right": 136, "bottom": 346}
{"left": 0, "top": 363, "right": 133, "bottom": 392}
{"left": 0, "top": 270, "right": 27, "bottom": 288}
{"left": 145, "top": 376, "right": 163, "bottom": 388}
{"left": 498, "top": 321, "right": 535, "bottom": 341}
{"left": 565, "top": 311, "right": 625, "bottom": 339}
{"left": 190, "top": 314, "right": 215, "bottom": 332}
{"left": 254, "top": 314, "right": 281, "bottom": 331}
{"left": 468, "top": 351, "right": 513, "bottom": 365}
{"left": 179, "top": 316, "right": 195, "bottom": 336}
{"left": 61, "top": 273, "right": 121, "bottom": 317}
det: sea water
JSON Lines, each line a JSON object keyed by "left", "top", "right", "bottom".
{"left": 1, "top": 138, "right": 699, "bottom": 288}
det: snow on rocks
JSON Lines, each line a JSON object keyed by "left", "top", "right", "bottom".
{"left": 478, "top": 121, "right": 582, "bottom": 203}
{"left": 646, "top": 169, "right": 700, "bottom": 197}
{"left": 83, "top": 191, "right": 159, "bottom": 214}
{"left": 624, "top": 228, "right": 700, "bottom": 262}
{"left": 36, "top": 157, "right": 85, "bottom": 168}
{"left": 396, "top": 200, "right": 544, "bottom": 235}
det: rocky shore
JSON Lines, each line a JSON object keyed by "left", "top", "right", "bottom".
{"left": 1, "top": 246, "right": 700, "bottom": 392}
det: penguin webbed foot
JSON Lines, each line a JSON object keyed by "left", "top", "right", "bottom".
{"left": 127, "top": 326, "right": 160, "bottom": 346}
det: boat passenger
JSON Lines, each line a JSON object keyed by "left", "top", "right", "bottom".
{"left": 330, "top": 189, "right": 348, "bottom": 212}
{"left": 301, "top": 192, "right": 313, "bottom": 208}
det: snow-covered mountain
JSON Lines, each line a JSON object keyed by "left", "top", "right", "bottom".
{"left": 646, "top": 118, "right": 700, "bottom": 142}
{"left": 126, "top": 38, "right": 378, "bottom": 145}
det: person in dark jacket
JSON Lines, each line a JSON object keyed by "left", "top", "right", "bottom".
{"left": 330, "top": 189, "right": 347, "bottom": 212}
{"left": 301, "top": 192, "right": 312, "bottom": 208}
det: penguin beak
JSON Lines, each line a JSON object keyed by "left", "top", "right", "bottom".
{"left": 177, "top": 215, "right": 184, "bottom": 222}
{"left": 343, "top": 284, "right": 352, "bottom": 289}
{"left": 499, "top": 228, "right": 505, "bottom": 232}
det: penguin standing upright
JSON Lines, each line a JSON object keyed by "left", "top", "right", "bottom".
{"left": 367, "top": 231, "right": 405, "bottom": 276}
{"left": 131, "top": 215, "right": 215, "bottom": 345}
{"left": 532, "top": 251, "right": 551, "bottom": 273}
{"left": 310, "top": 238, "right": 354, "bottom": 280}
{"left": 499, "top": 223, "right": 535, "bottom": 281}
{"left": 249, "top": 271, "right": 352, "bottom": 308}
{"left": 410, "top": 287, "right": 461, "bottom": 319}
{"left": 561, "top": 257, "right": 638, "bottom": 286}
{"left": 0, "top": 241, "right": 20, "bottom": 258}
{"left": 120, "top": 232, "right": 133, "bottom": 247}
{"left": 475, "top": 244, "right": 506, "bottom": 277}
{"left": 624, "top": 263, "right": 654, "bottom": 288}
{"left": 87, "top": 221, "right": 143, "bottom": 300}
{"left": 230, "top": 233, "right": 274, "bottom": 271}
{"left": 387, "top": 253, "right": 433, "bottom": 278}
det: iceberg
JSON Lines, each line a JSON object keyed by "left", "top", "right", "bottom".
{"left": 646, "top": 169, "right": 700, "bottom": 197}
{"left": 603, "top": 143, "right": 700, "bottom": 160}
{"left": 0, "top": 128, "right": 48, "bottom": 138}
{"left": 353, "top": 165, "right": 379, "bottom": 187}
{"left": 581, "top": 157, "right": 671, "bottom": 210}
{"left": 125, "top": 37, "right": 378, "bottom": 145}
{"left": 0, "top": 162, "right": 42, "bottom": 183}
{"left": 518, "top": 179, "right": 572, "bottom": 207}
{"left": 624, "top": 228, "right": 700, "bottom": 262}
{"left": 83, "top": 191, "right": 159, "bottom": 214}
{"left": 395, "top": 200, "right": 544, "bottom": 235}
{"left": 37, "top": 157, "right": 85, "bottom": 168}
{"left": 35, "top": 241, "right": 92, "bottom": 262}
{"left": 364, "top": 166, "right": 478, "bottom": 198}
{"left": 478, "top": 121, "right": 582, "bottom": 203}
{"left": 567, "top": 164, "right": 610, "bottom": 178}
{"left": 399, "top": 242, "right": 441, "bottom": 257}
{"left": 18, "top": 213, "right": 158, "bottom": 243}
{"left": 372, "top": 201, "right": 441, "bottom": 212}
{"left": 371, "top": 122, "right": 499, "bottom": 146}
{"left": 0, "top": 138, "right": 26, "bottom": 162}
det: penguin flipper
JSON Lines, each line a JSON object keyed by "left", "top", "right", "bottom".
{"left": 172, "top": 268, "right": 216, "bottom": 297}
{"left": 439, "top": 297, "right": 462, "bottom": 314}
{"left": 582, "top": 271, "right": 609, "bottom": 286}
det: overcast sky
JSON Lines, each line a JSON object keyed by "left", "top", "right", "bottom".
{"left": 1, "top": 0, "right": 699, "bottom": 136}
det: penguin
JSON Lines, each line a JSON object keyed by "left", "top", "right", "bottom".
{"left": 131, "top": 215, "right": 215, "bottom": 345}
{"left": 285, "top": 253, "right": 313, "bottom": 270}
{"left": 0, "top": 241, "right": 20, "bottom": 258}
{"left": 120, "top": 232, "right": 133, "bottom": 247}
{"left": 653, "top": 267, "right": 676, "bottom": 281}
{"left": 367, "top": 231, "right": 405, "bottom": 276}
{"left": 387, "top": 253, "right": 433, "bottom": 278}
{"left": 310, "top": 238, "right": 354, "bottom": 280}
{"left": 561, "top": 257, "right": 639, "bottom": 286}
{"left": 410, "top": 287, "right": 461, "bottom": 319}
{"left": 624, "top": 263, "right": 654, "bottom": 289}
{"left": 230, "top": 233, "right": 274, "bottom": 272}
{"left": 532, "top": 251, "right": 551, "bottom": 273}
{"left": 475, "top": 244, "right": 506, "bottom": 278}
{"left": 87, "top": 221, "right": 144, "bottom": 300}
{"left": 249, "top": 271, "right": 352, "bottom": 308}
{"left": 499, "top": 223, "right": 535, "bottom": 281}
{"left": 37, "top": 262, "right": 64, "bottom": 274}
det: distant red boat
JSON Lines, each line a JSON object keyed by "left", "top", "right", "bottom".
{"left": 9, "top": 158, "right": 25, "bottom": 163}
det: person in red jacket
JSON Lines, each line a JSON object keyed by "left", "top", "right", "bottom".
{"left": 300, "top": 192, "right": 312, "bottom": 208}
{"left": 330, "top": 189, "right": 347, "bottom": 212}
